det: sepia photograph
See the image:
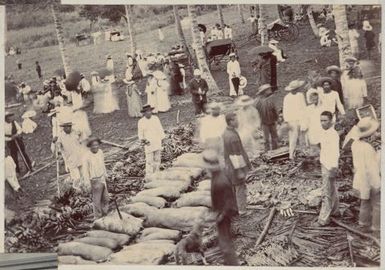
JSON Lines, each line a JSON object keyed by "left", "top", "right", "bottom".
{"left": 3, "top": 1, "right": 382, "bottom": 267}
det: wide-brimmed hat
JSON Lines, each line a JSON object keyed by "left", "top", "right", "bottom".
{"left": 284, "top": 80, "right": 306, "bottom": 91}
{"left": 239, "top": 76, "right": 248, "bottom": 89}
{"left": 362, "top": 20, "right": 373, "bottom": 31}
{"left": 141, "top": 104, "right": 155, "bottom": 113}
{"left": 316, "top": 23, "right": 324, "bottom": 28}
{"left": 22, "top": 110, "right": 37, "bottom": 119}
{"left": 235, "top": 95, "right": 254, "bottom": 107}
{"left": 269, "top": 39, "right": 279, "bottom": 44}
{"left": 356, "top": 117, "right": 379, "bottom": 138}
{"left": 194, "top": 69, "right": 202, "bottom": 76}
{"left": 199, "top": 150, "right": 221, "bottom": 170}
{"left": 208, "top": 101, "right": 223, "bottom": 111}
{"left": 60, "top": 122, "right": 73, "bottom": 127}
{"left": 90, "top": 71, "right": 99, "bottom": 76}
{"left": 326, "top": 65, "right": 342, "bottom": 74}
{"left": 87, "top": 136, "right": 102, "bottom": 147}
{"left": 5, "top": 111, "right": 14, "bottom": 117}
{"left": 345, "top": 56, "right": 358, "bottom": 63}
{"left": 123, "top": 79, "right": 135, "bottom": 85}
{"left": 256, "top": 84, "right": 272, "bottom": 95}
{"left": 317, "top": 76, "right": 334, "bottom": 86}
{"left": 229, "top": 52, "right": 236, "bottom": 57}
{"left": 106, "top": 54, "right": 112, "bottom": 59}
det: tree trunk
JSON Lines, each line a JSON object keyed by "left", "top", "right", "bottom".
{"left": 237, "top": 4, "right": 245, "bottom": 24}
{"left": 188, "top": 5, "right": 220, "bottom": 93}
{"left": 125, "top": 5, "right": 136, "bottom": 55}
{"left": 333, "top": 5, "right": 352, "bottom": 66}
{"left": 217, "top": 5, "right": 225, "bottom": 35}
{"left": 258, "top": 5, "right": 268, "bottom": 45}
{"left": 255, "top": 5, "right": 259, "bottom": 17}
{"left": 51, "top": 3, "right": 71, "bottom": 77}
{"left": 307, "top": 6, "right": 319, "bottom": 37}
{"left": 173, "top": 5, "right": 192, "bottom": 62}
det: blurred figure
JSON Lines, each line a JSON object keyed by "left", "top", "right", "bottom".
{"left": 227, "top": 53, "right": 241, "bottom": 97}
{"left": 188, "top": 69, "right": 209, "bottom": 116}
{"left": 78, "top": 73, "right": 91, "bottom": 99}
{"left": 5, "top": 146, "right": 23, "bottom": 196}
{"left": 268, "top": 39, "right": 286, "bottom": 63}
{"left": 18, "top": 82, "right": 32, "bottom": 102}
{"left": 21, "top": 110, "right": 37, "bottom": 134}
{"left": 224, "top": 24, "right": 233, "bottom": 39}
{"left": 106, "top": 55, "right": 115, "bottom": 82}
{"left": 145, "top": 73, "right": 158, "bottom": 113}
{"left": 303, "top": 91, "right": 323, "bottom": 153}
{"left": 348, "top": 24, "right": 360, "bottom": 59}
{"left": 35, "top": 61, "right": 42, "bottom": 79}
{"left": 158, "top": 26, "right": 165, "bottom": 41}
{"left": 124, "top": 80, "right": 142, "bottom": 118}
{"left": 362, "top": 20, "right": 375, "bottom": 59}
{"left": 326, "top": 65, "right": 344, "bottom": 106}
{"left": 154, "top": 71, "right": 171, "bottom": 113}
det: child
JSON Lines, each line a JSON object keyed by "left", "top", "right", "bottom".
{"left": 5, "top": 147, "right": 23, "bottom": 196}
{"left": 83, "top": 137, "right": 109, "bottom": 219}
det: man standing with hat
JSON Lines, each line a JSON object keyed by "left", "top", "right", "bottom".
{"left": 318, "top": 77, "right": 345, "bottom": 116}
{"left": 188, "top": 69, "right": 209, "bottom": 116}
{"left": 223, "top": 112, "right": 251, "bottom": 216}
{"left": 201, "top": 149, "right": 239, "bottom": 266}
{"left": 227, "top": 53, "right": 241, "bottom": 97}
{"left": 5, "top": 111, "right": 34, "bottom": 174}
{"left": 326, "top": 65, "right": 344, "bottom": 106}
{"left": 138, "top": 104, "right": 165, "bottom": 177}
{"left": 350, "top": 117, "right": 380, "bottom": 234}
{"left": 283, "top": 80, "right": 307, "bottom": 160}
{"left": 255, "top": 84, "right": 279, "bottom": 151}
{"left": 314, "top": 111, "right": 340, "bottom": 227}
{"left": 55, "top": 122, "right": 85, "bottom": 191}
{"left": 83, "top": 137, "right": 109, "bottom": 219}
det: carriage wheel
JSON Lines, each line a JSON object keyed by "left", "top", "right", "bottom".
{"left": 277, "top": 29, "right": 290, "bottom": 41}
{"left": 288, "top": 23, "right": 299, "bottom": 41}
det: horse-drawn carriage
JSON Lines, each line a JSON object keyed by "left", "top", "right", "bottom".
{"left": 205, "top": 38, "right": 236, "bottom": 69}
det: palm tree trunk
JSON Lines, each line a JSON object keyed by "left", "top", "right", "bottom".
{"left": 51, "top": 3, "right": 71, "bottom": 77}
{"left": 173, "top": 5, "right": 192, "bottom": 61}
{"left": 258, "top": 5, "right": 268, "bottom": 45}
{"left": 217, "top": 5, "right": 225, "bottom": 35}
{"left": 237, "top": 4, "right": 245, "bottom": 24}
{"left": 307, "top": 6, "right": 319, "bottom": 37}
{"left": 125, "top": 5, "right": 136, "bottom": 55}
{"left": 188, "top": 5, "right": 220, "bottom": 93}
{"left": 255, "top": 5, "right": 259, "bottom": 17}
{"left": 333, "top": 5, "right": 352, "bottom": 65}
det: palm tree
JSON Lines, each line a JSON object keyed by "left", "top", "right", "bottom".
{"left": 188, "top": 5, "right": 220, "bottom": 92}
{"left": 124, "top": 5, "right": 136, "bottom": 55}
{"left": 258, "top": 4, "right": 268, "bottom": 45}
{"left": 333, "top": 5, "right": 352, "bottom": 65}
{"left": 51, "top": 3, "right": 71, "bottom": 77}
{"left": 173, "top": 5, "right": 191, "bottom": 60}
{"left": 254, "top": 5, "right": 259, "bottom": 17}
{"left": 217, "top": 5, "right": 225, "bottom": 35}
{"left": 237, "top": 4, "right": 245, "bottom": 24}
{"left": 307, "top": 5, "right": 319, "bottom": 37}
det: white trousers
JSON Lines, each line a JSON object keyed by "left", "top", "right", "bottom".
{"left": 145, "top": 150, "right": 161, "bottom": 177}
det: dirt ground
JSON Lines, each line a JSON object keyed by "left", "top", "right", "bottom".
{"left": 4, "top": 5, "right": 382, "bottom": 266}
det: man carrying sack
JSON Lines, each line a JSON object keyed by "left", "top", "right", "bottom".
{"left": 222, "top": 112, "right": 251, "bottom": 216}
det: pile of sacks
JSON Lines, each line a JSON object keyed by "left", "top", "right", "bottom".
{"left": 58, "top": 153, "right": 217, "bottom": 265}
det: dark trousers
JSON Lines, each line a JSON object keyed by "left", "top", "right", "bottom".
{"left": 217, "top": 216, "right": 239, "bottom": 265}
{"left": 37, "top": 71, "right": 42, "bottom": 79}
{"left": 7, "top": 138, "right": 32, "bottom": 173}
{"left": 231, "top": 77, "right": 240, "bottom": 95}
{"left": 193, "top": 100, "right": 206, "bottom": 115}
{"left": 262, "top": 123, "right": 278, "bottom": 151}
{"left": 17, "top": 64, "right": 22, "bottom": 70}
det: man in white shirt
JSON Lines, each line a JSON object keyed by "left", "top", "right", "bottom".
{"left": 138, "top": 104, "right": 166, "bottom": 177}
{"left": 5, "top": 111, "right": 34, "bottom": 174}
{"left": 200, "top": 102, "right": 227, "bottom": 165}
{"left": 224, "top": 25, "right": 233, "bottom": 39}
{"left": 54, "top": 122, "right": 85, "bottom": 191}
{"left": 283, "top": 80, "right": 307, "bottom": 160}
{"left": 83, "top": 137, "right": 109, "bottom": 219}
{"left": 227, "top": 53, "right": 241, "bottom": 97}
{"left": 314, "top": 111, "right": 340, "bottom": 226}
{"left": 78, "top": 73, "right": 91, "bottom": 98}
{"left": 319, "top": 77, "right": 345, "bottom": 116}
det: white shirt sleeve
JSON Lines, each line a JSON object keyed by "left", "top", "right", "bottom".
{"left": 335, "top": 92, "right": 345, "bottom": 115}
{"left": 15, "top": 122, "right": 23, "bottom": 135}
{"left": 282, "top": 95, "right": 290, "bottom": 122}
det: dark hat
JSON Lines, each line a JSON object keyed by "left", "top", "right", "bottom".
{"left": 326, "top": 65, "right": 342, "bottom": 74}
{"left": 60, "top": 122, "right": 73, "bottom": 127}
{"left": 317, "top": 76, "right": 334, "bottom": 86}
{"left": 5, "top": 111, "right": 14, "bottom": 117}
{"left": 141, "top": 104, "right": 155, "bottom": 113}
{"left": 87, "top": 136, "right": 102, "bottom": 147}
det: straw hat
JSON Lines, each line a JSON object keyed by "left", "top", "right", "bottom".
{"left": 326, "top": 65, "right": 342, "bottom": 74}
{"left": 60, "top": 122, "right": 73, "bottom": 127}
{"left": 194, "top": 69, "right": 202, "bottom": 76}
{"left": 284, "top": 80, "right": 306, "bottom": 91}
{"left": 362, "top": 20, "right": 373, "bottom": 31}
{"left": 199, "top": 150, "right": 221, "bottom": 170}
{"left": 269, "top": 39, "right": 279, "bottom": 44}
{"left": 235, "top": 95, "right": 254, "bottom": 107}
{"left": 239, "top": 76, "right": 248, "bottom": 89}
{"left": 90, "top": 71, "right": 99, "bottom": 76}
{"left": 229, "top": 52, "right": 236, "bottom": 57}
{"left": 317, "top": 76, "right": 334, "bottom": 86}
{"left": 87, "top": 136, "right": 102, "bottom": 147}
{"left": 345, "top": 56, "right": 358, "bottom": 63}
{"left": 22, "top": 110, "right": 37, "bottom": 119}
{"left": 256, "top": 84, "right": 272, "bottom": 96}
{"left": 140, "top": 104, "right": 155, "bottom": 113}
{"left": 356, "top": 117, "right": 379, "bottom": 139}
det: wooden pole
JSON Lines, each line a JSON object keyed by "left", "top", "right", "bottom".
{"left": 255, "top": 207, "right": 276, "bottom": 247}
{"left": 101, "top": 140, "right": 130, "bottom": 149}
{"left": 19, "top": 160, "right": 57, "bottom": 181}
{"left": 54, "top": 118, "right": 60, "bottom": 196}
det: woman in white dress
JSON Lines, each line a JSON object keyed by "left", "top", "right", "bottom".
{"left": 154, "top": 71, "right": 171, "bottom": 113}
{"left": 145, "top": 73, "right": 158, "bottom": 113}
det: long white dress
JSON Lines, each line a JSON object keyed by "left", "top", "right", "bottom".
{"left": 156, "top": 78, "right": 171, "bottom": 112}
{"left": 106, "top": 59, "right": 115, "bottom": 82}
{"left": 236, "top": 106, "right": 262, "bottom": 158}
{"left": 93, "top": 81, "right": 119, "bottom": 114}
